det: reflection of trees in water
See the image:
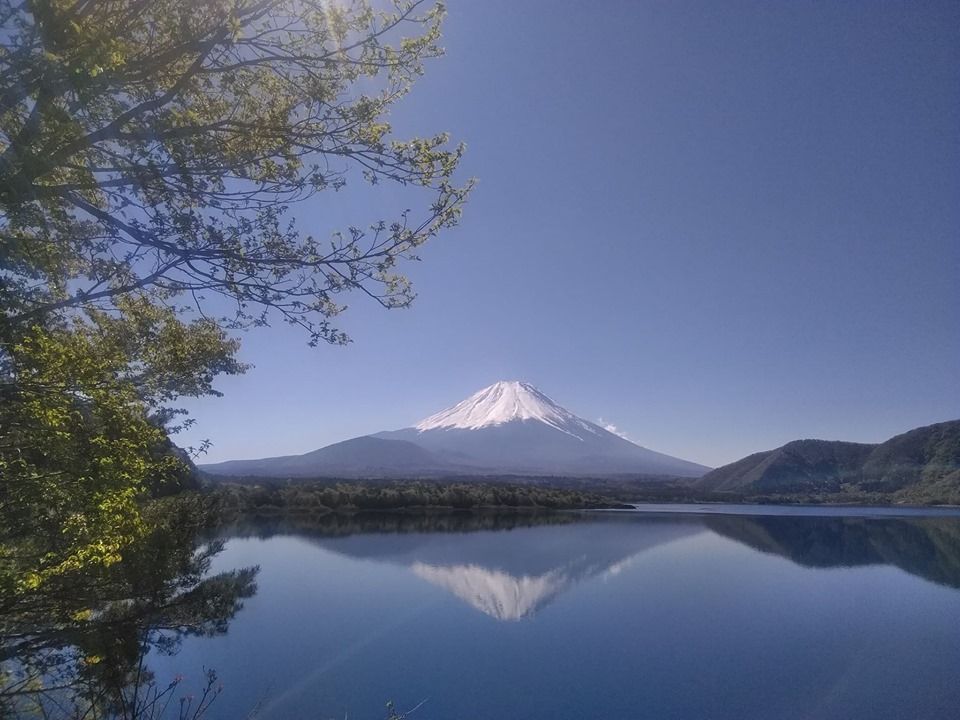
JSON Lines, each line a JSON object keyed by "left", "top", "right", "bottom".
{"left": 218, "top": 508, "right": 584, "bottom": 541}
{"left": 0, "top": 501, "right": 258, "bottom": 719}
{"left": 706, "top": 515, "right": 960, "bottom": 589}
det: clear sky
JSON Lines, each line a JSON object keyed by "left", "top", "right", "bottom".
{"left": 180, "top": 0, "right": 960, "bottom": 468}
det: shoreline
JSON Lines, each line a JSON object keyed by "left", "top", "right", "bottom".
{"left": 615, "top": 501, "right": 960, "bottom": 518}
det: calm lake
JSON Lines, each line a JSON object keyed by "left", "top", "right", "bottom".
{"left": 148, "top": 506, "right": 960, "bottom": 720}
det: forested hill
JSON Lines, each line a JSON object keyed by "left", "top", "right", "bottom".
{"left": 693, "top": 420, "right": 960, "bottom": 504}
{"left": 694, "top": 440, "right": 875, "bottom": 493}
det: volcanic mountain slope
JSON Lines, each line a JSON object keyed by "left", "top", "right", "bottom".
{"left": 692, "top": 419, "right": 960, "bottom": 501}
{"left": 201, "top": 380, "right": 710, "bottom": 479}
{"left": 199, "top": 435, "right": 460, "bottom": 478}
{"left": 375, "top": 381, "right": 709, "bottom": 477}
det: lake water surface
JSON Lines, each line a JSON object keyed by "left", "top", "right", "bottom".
{"left": 151, "top": 507, "right": 960, "bottom": 720}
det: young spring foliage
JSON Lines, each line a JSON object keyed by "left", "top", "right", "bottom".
{"left": 0, "top": 302, "right": 242, "bottom": 590}
{"left": 0, "top": 0, "right": 469, "bottom": 587}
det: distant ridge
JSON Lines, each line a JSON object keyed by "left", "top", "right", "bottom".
{"left": 200, "top": 436, "right": 460, "bottom": 478}
{"left": 692, "top": 419, "right": 960, "bottom": 503}
{"left": 201, "top": 380, "right": 710, "bottom": 479}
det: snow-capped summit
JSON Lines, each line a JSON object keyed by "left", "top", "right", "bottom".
{"left": 381, "top": 380, "right": 710, "bottom": 477}
{"left": 415, "top": 380, "right": 599, "bottom": 440}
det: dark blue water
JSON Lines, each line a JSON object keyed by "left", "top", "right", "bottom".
{"left": 151, "top": 508, "right": 960, "bottom": 720}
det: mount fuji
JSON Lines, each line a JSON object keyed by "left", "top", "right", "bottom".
{"left": 201, "top": 380, "right": 710, "bottom": 479}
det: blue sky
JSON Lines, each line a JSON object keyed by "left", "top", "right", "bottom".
{"left": 181, "top": 0, "right": 960, "bottom": 468}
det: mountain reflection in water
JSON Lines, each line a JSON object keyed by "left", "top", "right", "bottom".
{"left": 306, "top": 516, "right": 702, "bottom": 620}
{"left": 705, "top": 513, "right": 960, "bottom": 589}
{"left": 227, "top": 508, "right": 960, "bottom": 620}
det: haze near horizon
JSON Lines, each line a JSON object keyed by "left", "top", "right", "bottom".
{"left": 179, "top": 0, "right": 960, "bottom": 467}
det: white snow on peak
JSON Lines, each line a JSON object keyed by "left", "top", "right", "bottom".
{"left": 415, "top": 380, "right": 600, "bottom": 439}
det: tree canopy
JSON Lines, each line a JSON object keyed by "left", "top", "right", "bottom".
{"left": 1, "top": 0, "right": 470, "bottom": 341}
{"left": 0, "top": 0, "right": 470, "bottom": 589}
